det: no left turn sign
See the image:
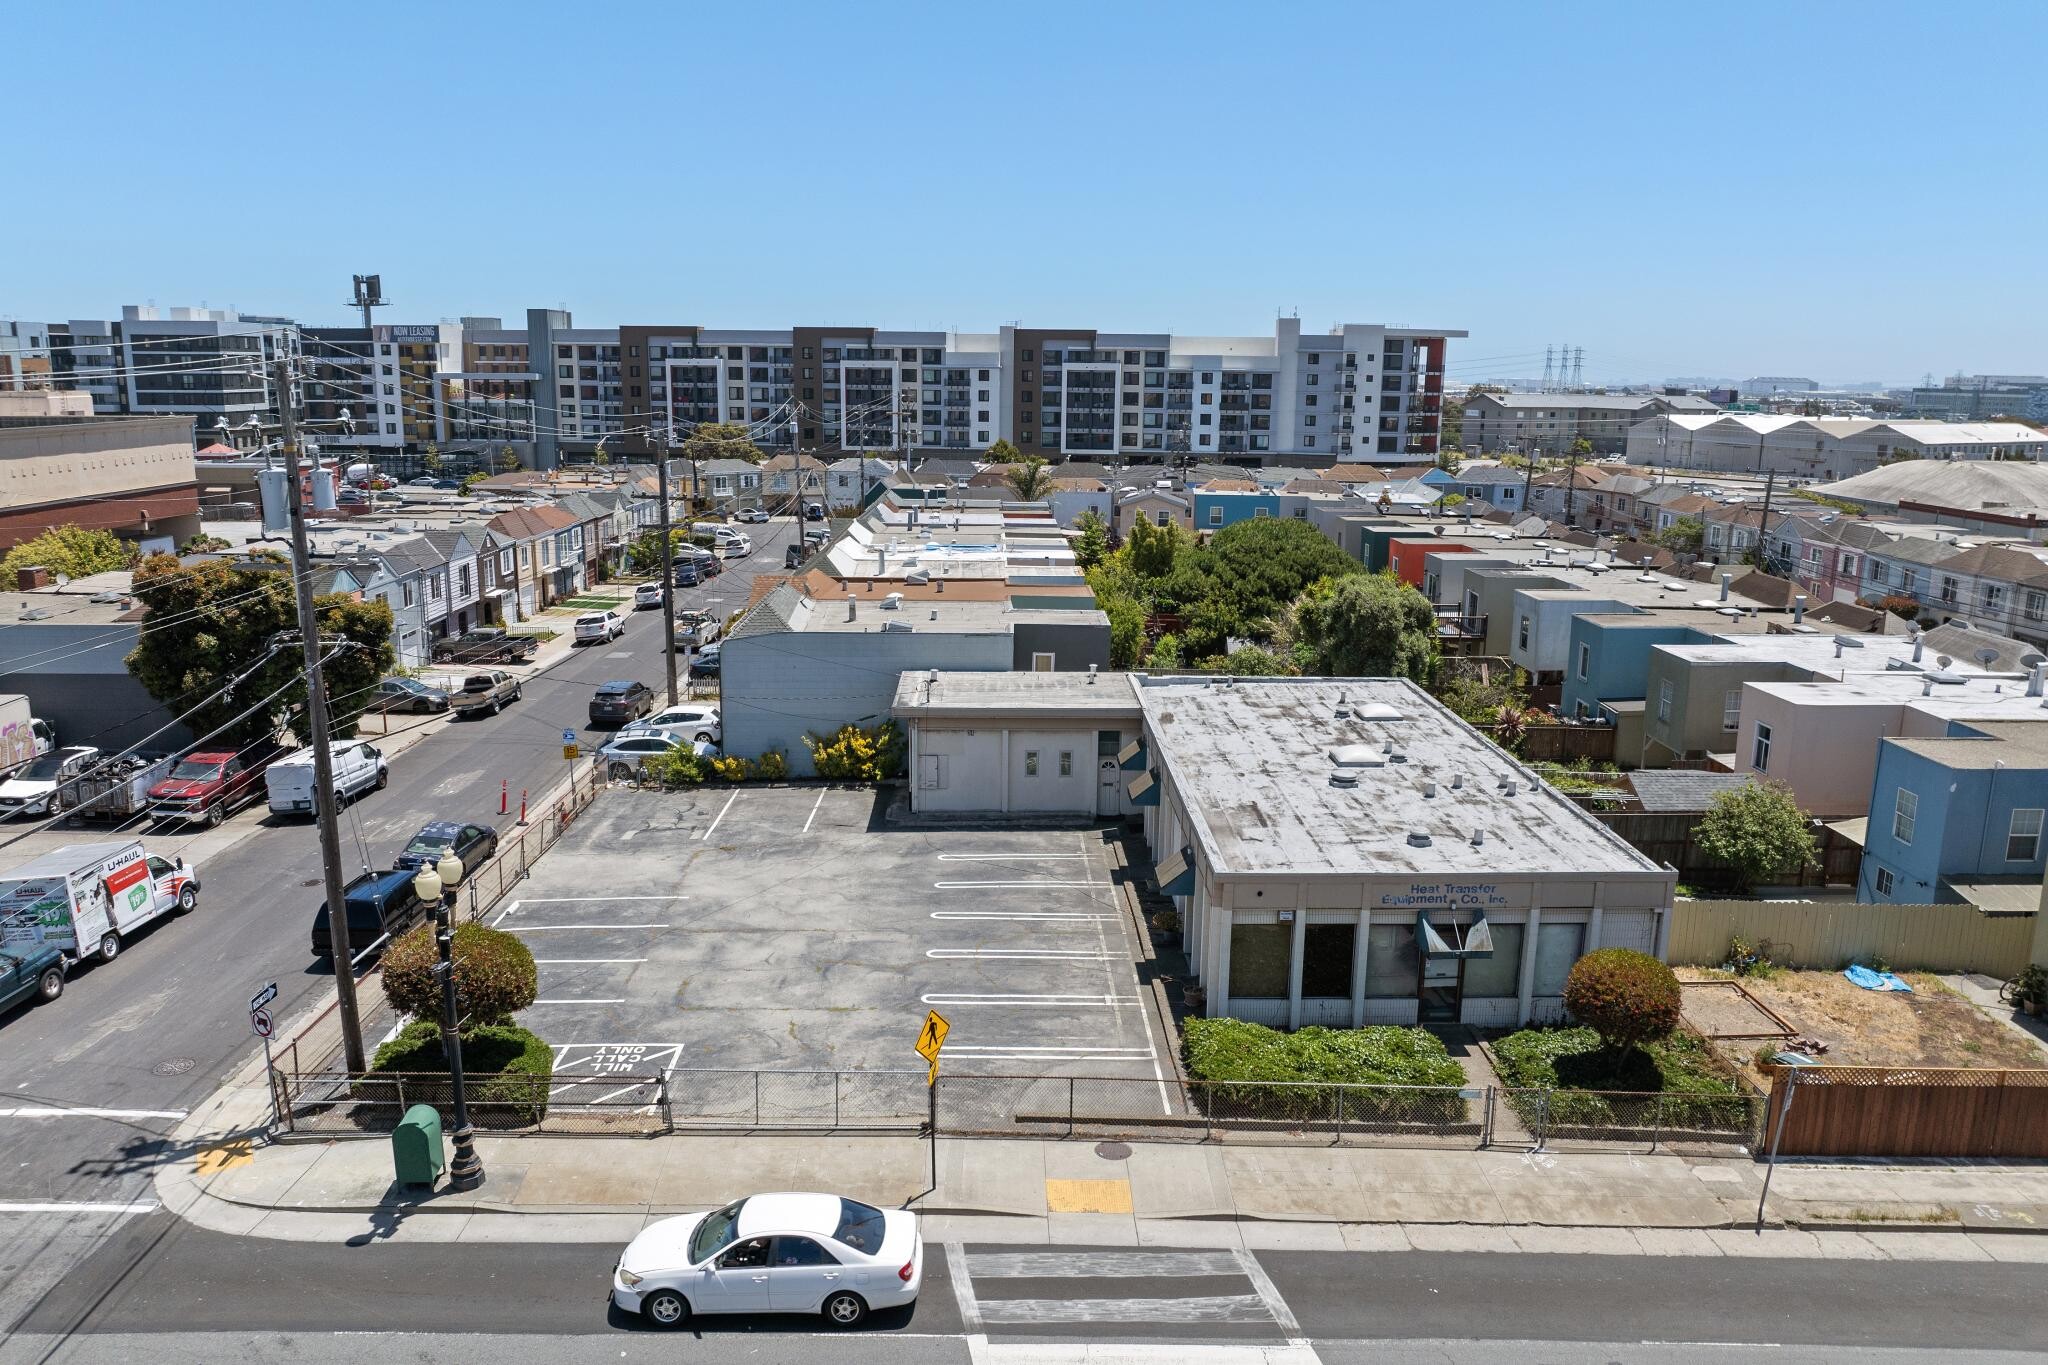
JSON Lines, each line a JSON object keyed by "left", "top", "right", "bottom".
{"left": 250, "top": 1008, "right": 274, "bottom": 1039}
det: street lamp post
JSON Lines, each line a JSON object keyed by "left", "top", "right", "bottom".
{"left": 411, "top": 852, "right": 484, "bottom": 1191}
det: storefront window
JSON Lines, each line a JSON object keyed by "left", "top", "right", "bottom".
{"left": 1229, "top": 923, "right": 1290, "bottom": 999}
{"left": 1462, "top": 924, "right": 1524, "bottom": 998}
{"left": 1301, "top": 924, "right": 1356, "bottom": 998}
{"left": 1533, "top": 922, "right": 1585, "bottom": 996}
{"left": 1363, "top": 924, "right": 1419, "bottom": 997}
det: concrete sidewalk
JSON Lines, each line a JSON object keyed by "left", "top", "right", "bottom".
{"left": 155, "top": 1064, "right": 2048, "bottom": 1251}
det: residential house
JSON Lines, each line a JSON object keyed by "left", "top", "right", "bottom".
{"left": 379, "top": 536, "right": 453, "bottom": 640}
{"left": 1114, "top": 486, "right": 1192, "bottom": 537}
{"left": 487, "top": 503, "right": 583, "bottom": 615}
{"left": 1194, "top": 479, "right": 1279, "bottom": 530}
{"left": 825, "top": 456, "right": 893, "bottom": 512}
{"left": 680, "top": 458, "right": 762, "bottom": 510}
{"left": 1858, "top": 720, "right": 2048, "bottom": 903}
{"left": 763, "top": 453, "right": 828, "bottom": 509}
{"left": 1899, "top": 541, "right": 2048, "bottom": 644}
{"left": 1045, "top": 477, "right": 1111, "bottom": 529}
{"left": 1447, "top": 464, "right": 1529, "bottom": 515}
{"left": 1858, "top": 536, "right": 1977, "bottom": 617}
{"left": 552, "top": 491, "right": 616, "bottom": 584}
{"left": 418, "top": 528, "right": 482, "bottom": 636}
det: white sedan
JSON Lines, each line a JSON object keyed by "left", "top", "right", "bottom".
{"left": 613, "top": 1193, "right": 921, "bottom": 1328}
{"left": 622, "top": 703, "right": 721, "bottom": 744}
{"left": 733, "top": 506, "right": 771, "bottom": 523}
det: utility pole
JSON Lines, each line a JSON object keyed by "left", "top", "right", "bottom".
{"left": 273, "top": 354, "right": 367, "bottom": 1076}
{"left": 1563, "top": 440, "right": 1582, "bottom": 529}
{"left": 1755, "top": 470, "right": 1777, "bottom": 568}
{"left": 656, "top": 425, "right": 680, "bottom": 707}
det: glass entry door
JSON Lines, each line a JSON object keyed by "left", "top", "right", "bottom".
{"left": 1419, "top": 955, "right": 1462, "bottom": 1023}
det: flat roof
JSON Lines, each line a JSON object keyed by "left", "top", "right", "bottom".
{"left": 736, "top": 584, "right": 1105, "bottom": 638}
{"left": 1654, "top": 632, "right": 2002, "bottom": 675}
{"left": 1135, "top": 677, "right": 1666, "bottom": 879}
{"left": 892, "top": 669, "right": 1141, "bottom": 719}
{"left": 1887, "top": 718, "right": 2048, "bottom": 767}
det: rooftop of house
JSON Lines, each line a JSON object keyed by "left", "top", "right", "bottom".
{"left": 1654, "top": 629, "right": 2014, "bottom": 676}
{"left": 0, "top": 585, "right": 145, "bottom": 627}
{"left": 732, "top": 582, "right": 1106, "bottom": 640}
{"left": 1625, "top": 770, "right": 1759, "bottom": 813}
{"left": 891, "top": 668, "right": 1141, "bottom": 718}
{"left": 1133, "top": 677, "right": 1667, "bottom": 879}
{"left": 1475, "top": 391, "right": 1717, "bottom": 412}
{"left": 1886, "top": 718, "right": 2048, "bottom": 770}
{"left": 1744, "top": 672, "right": 2043, "bottom": 717}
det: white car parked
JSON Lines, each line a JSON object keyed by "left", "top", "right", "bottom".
{"left": 621, "top": 704, "right": 721, "bottom": 745}
{"left": 573, "top": 610, "right": 625, "bottom": 644}
{"left": 612, "top": 1193, "right": 922, "bottom": 1328}
{"left": 597, "top": 733, "right": 713, "bottom": 780}
{"left": 632, "top": 583, "right": 665, "bottom": 611}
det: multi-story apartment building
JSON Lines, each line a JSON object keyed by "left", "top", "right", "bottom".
{"left": 27, "top": 308, "right": 298, "bottom": 441}
{"left": 1902, "top": 375, "right": 2048, "bottom": 423}
{"left": 298, "top": 322, "right": 464, "bottom": 456}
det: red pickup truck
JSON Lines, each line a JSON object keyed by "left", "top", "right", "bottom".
{"left": 146, "top": 744, "right": 279, "bottom": 827}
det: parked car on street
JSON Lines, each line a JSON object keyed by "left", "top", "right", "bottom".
{"left": 622, "top": 703, "right": 721, "bottom": 744}
{"left": 784, "top": 544, "right": 806, "bottom": 569}
{"left": 432, "top": 629, "right": 538, "bottom": 665}
{"left": 264, "top": 741, "right": 387, "bottom": 816}
{"left": 804, "top": 503, "right": 826, "bottom": 521}
{"left": 688, "top": 643, "right": 722, "bottom": 678}
{"left": 147, "top": 744, "right": 280, "bottom": 827}
{"left": 406, "top": 476, "right": 437, "bottom": 487}
{"left": 733, "top": 506, "right": 770, "bottom": 524}
{"left": 0, "top": 746, "right": 100, "bottom": 818}
{"left": 311, "top": 867, "right": 427, "bottom": 963}
{"left": 452, "top": 671, "right": 523, "bottom": 718}
{"left": 393, "top": 820, "right": 499, "bottom": 873}
{"left": 369, "top": 677, "right": 452, "bottom": 713}
{"left": 598, "top": 733, "right": 712, "bottom": 780}
{"left": 671, "top": 558, "right": 700, "bottom": 587}
{"left": 574, "top": 610, "right": 625, "bottom": 644}
{"left": 673, "top": 610, "right": 721, "bottom": 649}
{"left": 0, "top": 943, "right": 67, "bottom": 1014}
{"left": 633, "top": 583, "right": 665, "bottom": 610}
{"left": 589, "top": 679, "right": 656, "bottom": 727}
{"left": 677, "top": 547, "right": 721, "bottom": 578}
{"left": 610, "top": 1193, "right": 922, "bottom": 1328}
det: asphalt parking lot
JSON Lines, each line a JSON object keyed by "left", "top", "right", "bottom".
{"left": 499, "top": 786, "right": 1169, "bottom": 1086}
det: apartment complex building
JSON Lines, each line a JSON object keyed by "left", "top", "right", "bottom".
{"left": 1461, "top": 391, "right": 1718, "bottom": 456}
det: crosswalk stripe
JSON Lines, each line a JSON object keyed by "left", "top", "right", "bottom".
{"left": 976, "top": 1294, "right": 1273, "bottom": 1325}
{"left": 967, "top": 1250, "right": 1243, "bottom": 1279}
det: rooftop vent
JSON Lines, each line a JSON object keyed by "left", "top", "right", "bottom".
{"left": 1422, "top": 779, "right": 1438, "bottom": 798}
{"left": 1329, "top": 744, "right": 1382, "bottom": 767}
{"left": 1451, "top": 772, "right": 1465, "bottom": 790}
{"left": 1330, "top": 769, "right": 1360, "bottom": 788}
{"left": 1355, "top": 702, "right": 1404, "bottom": 721}
{"left": 1470, "top": 828, "right": 1486, "bottom": 847}
{"left": 881, "top": 620, "right": 914, "bottom": 633}
{"left": 881, "top": 592, "right": 904, "bottom": 610}
{"left": 1502, "top": 778, "right": 1518, "bottom": 796}
{"left": 1407, "top": 831, "right": 1433, "bottom": 848}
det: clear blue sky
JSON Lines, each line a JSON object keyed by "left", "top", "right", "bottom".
{"left": 7, "top": 1, "right": 2041, "bottom": 386}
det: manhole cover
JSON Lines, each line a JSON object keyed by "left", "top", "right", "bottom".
{"left": 1094, "top": 1141, "right": 1131, "bottom": 1161}
{"left": 153, "top": 1058, "right": 196, "bottom": 1076}
{"left": 301, "top": 878, "right": 322, "bottom": 887}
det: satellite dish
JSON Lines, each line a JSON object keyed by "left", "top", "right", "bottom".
{"left": 1975, "top": 647, "right": 2002, "bottom": 668}
{"left": 2020, "top": 652, "right": 2047, "bottom": 669}
{"left": 1937, "top": 655, "right": 1953, "bottom": 669}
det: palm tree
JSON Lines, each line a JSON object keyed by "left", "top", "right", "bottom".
{"left": 1005, "top": 456, "right": 1054, "bottom": 502}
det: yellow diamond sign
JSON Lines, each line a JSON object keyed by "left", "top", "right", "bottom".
{"left": 915, "top": 1008, "right": 950, "bottom": 1085}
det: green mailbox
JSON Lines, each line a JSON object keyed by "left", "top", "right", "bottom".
{"left": 392, "top": 1103, "right": 445, "bottom": 1187}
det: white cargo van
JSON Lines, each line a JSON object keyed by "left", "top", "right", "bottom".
{"left": 0, "top": 841, "right": 200, "bottom": 966}
{"left": 265, "top": 740, "right": 388, "bottom": 817}
{"left": 691, "top": 523, "right": 752, "bottom": 557}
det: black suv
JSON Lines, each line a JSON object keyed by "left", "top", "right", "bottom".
{"left": 589, "top": 679, "right": 655, "bottom": 726}
{"left": 311, "top": 869, "right": 427, "bottom": 963}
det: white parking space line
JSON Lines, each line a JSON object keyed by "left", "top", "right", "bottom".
{"left": 505, "top": 923, "right": 672, "bottom": 931}
{"left": 0, "top": 1201, "right": 159, "bottom": 1216}
{"left": 701, "top": 790, "right": 739, "bottom": 841}
{"left": 490, "top": 898, "right": 522, "bottom": 927}
{"left": 0, "top": 1107, "right": 187, "bottom": 1120}
{"left": 530, "top": 998, "right": 627, "bottom": 1005}
{"left": 921, "top": 993, "right": 1141, "bottom": 1007}
{"left": 935, "top": 880, "right": 1106, "bottom": 890}
{"left": 931, "top": 912, "right": 1116, "bottom": 922}
{"left": 801, "top": 788, "right": 827, "bottom": 833}
{"left": 926, "top": 948, "right": 1116, "bottom": 961}
{"left": 969, "top": 1250, "right": 1244, "bottom": 1278}
{"left": 531, "top": 958, "right": 648, "bottom": 964}
{"left": 937, "top": 853, "right": 1090, "bottom": 862}
{"left": 517, "top": 896, "right": 687, "bottom": 903}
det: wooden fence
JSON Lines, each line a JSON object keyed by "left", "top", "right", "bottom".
{"left": 1472, "top": 723, "right": 1617, "bottom": 764}
{"left": 1669, "top": 899, "right": 2038, "bottom": 977}
{"left": 1767, "top": 1066, "right": 2048, "bottom": 1159}
{"left": 1589, "top": 814, "right": 1860, "bottom": 888}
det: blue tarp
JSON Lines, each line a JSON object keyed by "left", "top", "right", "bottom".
{"left": 1843, "top": 964, "right": 1913, "bottom": 992}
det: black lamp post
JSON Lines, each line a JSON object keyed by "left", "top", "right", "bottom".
{"left": 412, "top": 852, "right": 484, "bottom": 1191}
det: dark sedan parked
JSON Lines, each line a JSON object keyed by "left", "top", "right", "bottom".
{"left": 589, "top": 679, "right": 656, "bottom": 726}
{"left": 392, "top": 819, "right": 500, "bottom": 874}
{"left": 369, "top": 677, "right": 451, "bottom": 714}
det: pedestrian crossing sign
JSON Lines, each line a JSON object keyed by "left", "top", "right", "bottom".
{"left": 915, "top": 1008, "right": 950, "bottom": 1085}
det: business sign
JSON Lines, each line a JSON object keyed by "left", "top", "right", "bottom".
{"left": 387, "top": 324, "right": 440, "bottom": 342}
{"left": 104, "top": 857, "right": 152, "bottom": 914}
{"left": 1375, "top": 881, "right": 1510, "bottom": 910}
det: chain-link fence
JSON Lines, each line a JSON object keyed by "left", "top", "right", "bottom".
{"left": 1500, "top": 1087, "right": 1764, "bottom": 1152}
{"left": 662, "top": 1069, "right": 928, "bottom": 1130}
{"left": 278, "top": 1070, "right": 671, "bottom": 1137}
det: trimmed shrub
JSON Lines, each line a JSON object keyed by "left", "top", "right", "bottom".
{"left": 708, "top": 754, "right": 751, "bottom": 782}
{"left": 641, "top": 745, "right": 709, "bottom": 786}
{"left": 754, "top": 749, "right": 788, "bottom": 782}
{"left": 1490, "top": 1025, "right": 1747, "bottom": 1131}
{"left": 1183, "top": 1019, "right": 1468, "bottom": 1127}
{"left": 804, "top": 721, "right": 905, "bottom": 781}
{"left": 381, "top": 921, "right": 538, "bottom": 1028}
{"left": 367, "top": 1020, "right": 553, "bottom": 1128}
{"left": 1563, "top": 947, "right": 1681, "bottom": 1051}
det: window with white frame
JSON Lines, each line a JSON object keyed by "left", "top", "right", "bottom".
{"left": 1875, "top": 866, "right": 1894, "bottom": 896}
{"left": 1517, "top": 616, "right": 1531, "bottom": 650}
{"left": 1576, "top": 642, "right": 1590, "bottom": 681}
{"left": 1208, "top": 506, "right": 1223, "bottom": 525}
{"left": 2007, "top": 808, "right": 2043, "bottom": 861}
{"left": 1892, "top": 788, "right": 1917, "bottom": 844}
{"left": 1722, "top": 689, "right": 1742, "bottom": 731}
{"left": 1656, "top": 679, "right": 1673, "bottom": 723}
{"left": 1752, "top": 721, "right": 1772, "bottom": 771}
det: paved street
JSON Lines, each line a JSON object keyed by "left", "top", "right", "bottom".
{"left": 0, "top": 521, "right": 798, "bottom": 1335}
{"left": 7, "top": 1218, "right": 2048, "bottom": 1363}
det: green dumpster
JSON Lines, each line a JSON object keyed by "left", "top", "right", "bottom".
{"left": 392, "top": 1103, "right": 445, "bottom": 1187}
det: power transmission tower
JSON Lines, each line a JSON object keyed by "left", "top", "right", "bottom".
{"left": 271, "top": 354, "right": 368, "bottom": 1075}
{"left": 1572, "top": 347, "right": 1584, "bottom": 389}
{"left": 1542, "top": 346, "right": 1554, "bottom": 392}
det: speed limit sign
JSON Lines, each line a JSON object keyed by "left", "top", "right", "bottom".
{"left": 250, "top": 1007, "right": 274, "bottom": 1039}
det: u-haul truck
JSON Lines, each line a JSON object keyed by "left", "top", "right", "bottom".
{"left": 0, "top": 841, "right": 200, "bottom": 969}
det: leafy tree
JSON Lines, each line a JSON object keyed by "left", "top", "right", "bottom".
{"left": 1005, "top": 456, "right": 1054, "bottom": 501}
{"left": 1124, "top": 515, "right": 1188, "bottom": 579}
{"left": 382, "top": 920, "right": 537, "bottom": 1030}
{"left": 1568, "top": 437, "right": 1594, "bottom": 460}
{"left": 420, "top": 442, "right": 443, "bottom": 476}
{"left": 1439, "top": 397, "right": 1464, "bottom": 450}
{"left": 1563, "top": 948, "right": 1682, "bottom": 1053}
{"left": 177, "top": 532, "right": 232, "bottom": 555}
{"left": 1204, "top": 519, "right": 1357, "bottom": 617}
{"left": 1088, "top": 566, "right": 1146, "bottom": 668}
{"left": 591, "top": 442, "right": 612, "bottom": 468}
{"left": 125, "top": 554, "right": 395, "bottom": 743}
{"left": 2, "top": 525, "right": 132, "bottom": 581}
{"left": 1654, "top": 515, "right": 1706, "bottom": 557}
{"left": 1434, "top": 665, "right": 1530, "bottom": 726}
{"left": 985, "top": 437, "right": 1022, "bottom": 464}
{"left": 1072, "top": 510, "right": 1109, "bottom": 569}
{"left": 1297, "top": 572, "right": 1437, "bottom": 681}
{"left": 1693, "top": 781, "right": 1819, "bottom": 892}
{"left": 497, "top": 445, "right": 522, "bottom": 473}
{"left": 1201, "top": 645, "right": 1294, "bottom": 675}
{"left": 460, "top": 471, "right": 490, "bottom": 493}
{"left": 1145, "top": 633, "right": 1183, "bottom": 669}
{"left": 680, "top": 421, "right": 766, "bottom": 465}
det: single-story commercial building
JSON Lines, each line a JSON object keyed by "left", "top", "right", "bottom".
{"left": 893, "top": 669, "right": 1143, "bottom": 818}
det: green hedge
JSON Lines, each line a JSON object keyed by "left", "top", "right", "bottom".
{"left": 366, "top": 1020, "right": 554, "bottom": 1128}
{"left": 1490, "top": 1025, "right": 1750, "bottom": 1132}
{"left": 1183, "top": 1020, "right": 1468, "bottom": 1126}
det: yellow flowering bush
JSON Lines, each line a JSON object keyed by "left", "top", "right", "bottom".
{"left": 708, "top": 754, "right": 752, "bottom": 783}
{"left": 803, "top": 721, "right": 906, "bottom": 781}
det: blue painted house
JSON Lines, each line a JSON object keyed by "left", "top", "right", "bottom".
{"left": 1559, "top": 615, "right": 1726, "bottom": 722}
{"left": 1195, "top": 479, "right": 1281, "bottom": 531}
{"left": 1858, "top": 719, "right": 2048, "bottom": 903}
